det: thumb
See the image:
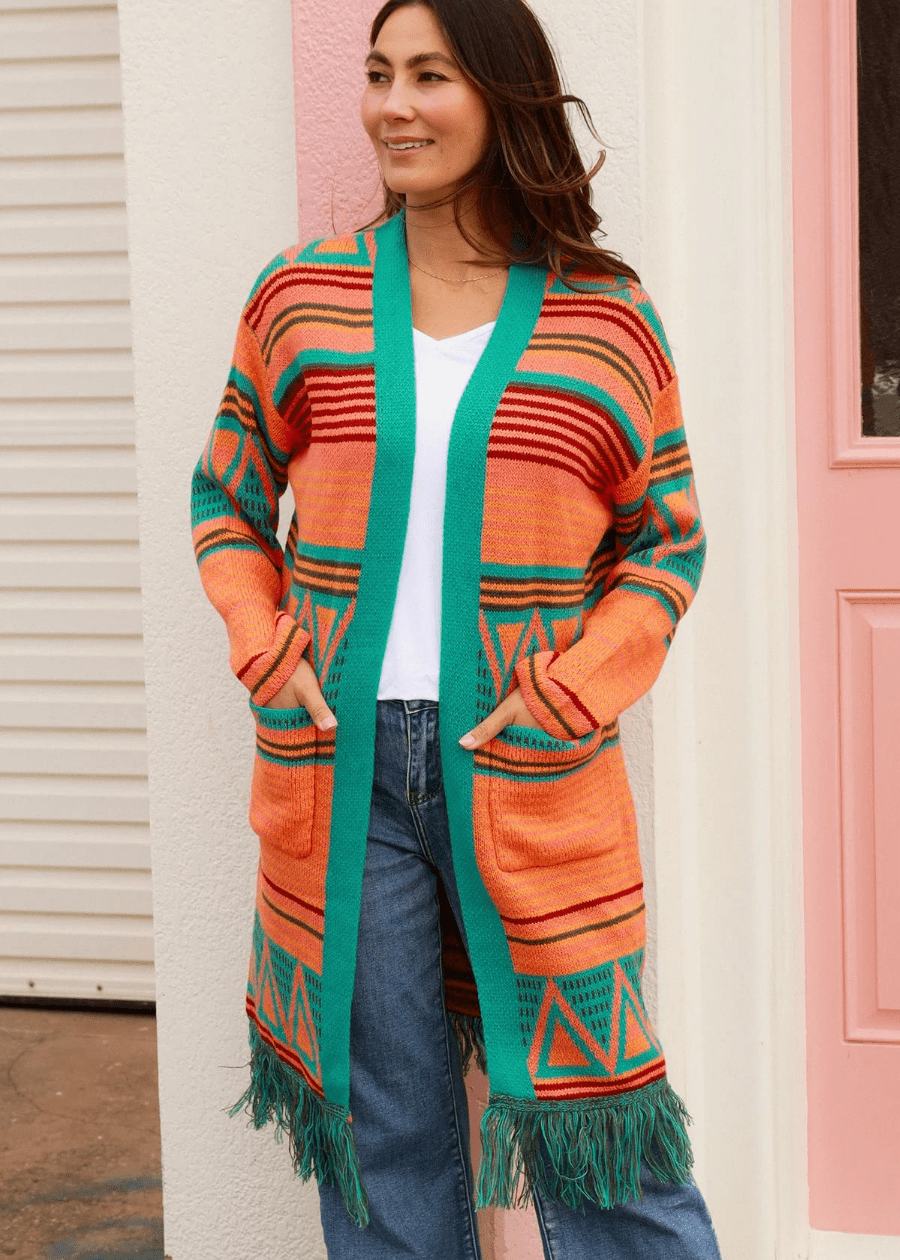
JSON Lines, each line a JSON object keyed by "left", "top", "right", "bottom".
{"left": 459, "top": 702, "right": 511, "bottom": 750}
{"left": 306, "top": 691, "right": 337, "bottom": 731}
{"left": 296, "top": 677, "right": 337, "bottom": 731}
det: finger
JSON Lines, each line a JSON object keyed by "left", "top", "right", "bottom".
{"left": 295, "top": 677, "right": 337, "bottom": 730}
{"left": 459, "top": 706, "right": 511, "bottom": 750}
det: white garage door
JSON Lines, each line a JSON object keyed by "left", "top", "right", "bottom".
{"left": 0, "top": 0, "right": 153, "bottom": 1001}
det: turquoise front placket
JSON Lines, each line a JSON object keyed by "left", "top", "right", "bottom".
{"left": 319, "top": 210, "right": 547, "bottom": 1110}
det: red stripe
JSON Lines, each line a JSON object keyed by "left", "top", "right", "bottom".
{"left": 536, "top": 1061, "right": 666, "bottom": 1092}
{"left": 249, "top": 264, "right": 373, "bottom": 305}
{"left": 544, "top": 297, "right": 670, "bottom": 389}
{"left": 501, "top": 880, "right": 643, "bottom": 926}
{"left": 491, "top": 419, "right": 619, "bottom": 488}
{"left": 486, "top": 447, "right": 602, "bottom": 493}
{"left": 497, "top": 396, "right": 635, "bottom": 476}
{"left": 236, "top": 651, "right": 266, "bottom": 682}
{"left": 502, "top": 386, "right": 639, "bottom": 477}
{"left": 535, "top": 1067, "right": 666, "bottom": 1098}
{"left": 260, "top": 869, "right": 324, "bottom": 919}
{"left": 550, "top": 674, "right": 598, "bottom": 729}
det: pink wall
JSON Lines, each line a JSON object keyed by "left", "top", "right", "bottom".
{"left": 291, "top": 0, "right": 381, "bottom": 241}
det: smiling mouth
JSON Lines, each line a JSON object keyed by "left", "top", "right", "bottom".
{"left": 383, "top": 139, "right": 433, "bottom": 151}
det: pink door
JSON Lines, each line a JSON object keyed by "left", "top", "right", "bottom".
{"left": 794, "top": 0, "right": 900, "bottom": 1233}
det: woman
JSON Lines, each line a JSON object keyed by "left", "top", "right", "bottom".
{"left": 190, "top": 0, "right": 722, "bottom": 1256}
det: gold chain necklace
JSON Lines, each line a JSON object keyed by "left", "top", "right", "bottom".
{"left": 408, "top": 255, "right": 508, "bottom": 285}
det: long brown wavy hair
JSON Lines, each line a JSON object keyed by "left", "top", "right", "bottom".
{"left": 365, "top": 0, "right": 640, "bottom": 286}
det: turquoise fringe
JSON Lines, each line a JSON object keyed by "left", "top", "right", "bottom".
{"left": 475, "top": 1077, "right": 695, "bottom": 1212}
{"left": 229, "top": 1023, "right": 369, "bottom": 1228}
{"left": 448, "top": 1011, "right": 487, "bottom": 1075}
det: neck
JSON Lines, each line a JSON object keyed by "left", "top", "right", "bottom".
{"left": 402, "top": 191, "right": 505, "bottom": 277}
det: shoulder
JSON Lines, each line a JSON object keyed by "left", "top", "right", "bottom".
{"left": 241, "top": 231, "right": 377, "bottom": 312}
{"left": 550, "top": 264, "right": 677, "bottom": 375}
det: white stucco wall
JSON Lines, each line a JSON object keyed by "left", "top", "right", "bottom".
{"left": 117, "top": 2, "right": 324, "bottom": 1256}
{"left": 118, "top": 0, "right": 806, "bottom": 1255}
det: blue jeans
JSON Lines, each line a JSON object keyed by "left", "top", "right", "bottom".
{"left": 317, "top": 700, "right": 722, "bottom": 1259}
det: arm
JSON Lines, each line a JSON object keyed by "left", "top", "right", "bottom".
{"left": 514, "top": 369, "right": 707, "bottom": 739}
{"left": 190, "top": 298, "right": 311, "bottom": 706}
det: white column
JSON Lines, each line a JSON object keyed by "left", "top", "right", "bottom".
{"left": 641, "top": 1, "right": 807, "bottom": 1256}
{"left": 116, "top": 2, "right": 325, "bottom": 1256}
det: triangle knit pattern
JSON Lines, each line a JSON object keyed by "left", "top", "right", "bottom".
{"left": 191, "top": 211, "right": 706, "bottom": 1227}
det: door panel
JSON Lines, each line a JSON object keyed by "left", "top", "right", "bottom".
{"left": 793, "top": 0, "right": 900, "bottom": 1233}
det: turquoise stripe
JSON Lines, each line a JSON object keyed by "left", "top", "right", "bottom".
{"left": 317, "top": 213, "right": 418, "bottom": 1110}
{"left": 633, "top": 291, "right": 672, "bottom": 360}
{"left": 294, "top": 539, "right": 365, "bottom": 564}
{"left": 439, "top": 252, "right": 548, "bottom": 1100}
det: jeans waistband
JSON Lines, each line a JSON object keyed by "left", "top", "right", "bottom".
{"left": 377, "top": 698, "right": 439, "bottom": 713}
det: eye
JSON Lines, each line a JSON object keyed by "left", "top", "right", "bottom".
{"left": 419, "top": 71, "right": 447, "bottom": 82}
{"left": 366, "top": 69, "right": 389, "bottom": 83}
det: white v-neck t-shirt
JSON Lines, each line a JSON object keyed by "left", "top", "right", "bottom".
{"left": 376, "top": 319, "right": 497, "bottom": 700}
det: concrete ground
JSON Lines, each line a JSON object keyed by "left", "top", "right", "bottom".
{"left": 0, "top": 1006, "right": 164, "bottom": 1260}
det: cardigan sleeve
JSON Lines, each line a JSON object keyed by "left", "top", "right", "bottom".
{"left": 514, "top": 364, "right": 707, "bottom": 739}
{"left": 189, "top": 296, "right": 311, "bottom": 706}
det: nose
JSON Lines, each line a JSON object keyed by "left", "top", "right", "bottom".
{"left": 381, "top": 75, "right": 415, "bottom": 121}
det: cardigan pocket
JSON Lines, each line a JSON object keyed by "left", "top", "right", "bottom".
{"left": 486, "top": 723, "right": 622, "bottom": 873}
{"left": 247, "top": 698, "right": 318, "bottom": 858}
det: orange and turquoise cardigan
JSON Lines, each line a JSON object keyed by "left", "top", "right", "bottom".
{"left": 190, "top": 208, "right": 707, "bottom": 1227}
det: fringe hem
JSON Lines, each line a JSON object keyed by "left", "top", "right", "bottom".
{"left": 448, "top": 1010, "right": 487, "bottom": 1075}
{"left": 475, "top": 1076, "right": 695, "bottom": 1212}
{"left": 228, "top": 1023, "right": 369, "bottom": 1228}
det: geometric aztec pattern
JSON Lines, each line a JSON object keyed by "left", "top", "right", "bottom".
{"left": 516, "top": 951, "right": 661, "bottom": 1083}
{"left": 248, "top": 915, "right": 321, "bottom": 1085}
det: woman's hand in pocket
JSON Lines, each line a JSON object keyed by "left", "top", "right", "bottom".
{"left": 263, "top": 657, "right": 337, "bottom": 730}
{"left": 458, "top": 686, "right": 545, "bottom": 750}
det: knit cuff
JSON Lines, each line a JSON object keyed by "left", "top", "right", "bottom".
{"left": 237, "top": 611, "right": 311, "bottom": 707}
{"left": 514, "top": 649, "right": 598, "bottom": 741}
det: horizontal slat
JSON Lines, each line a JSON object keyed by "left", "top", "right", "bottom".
{"left": 0, "top": 956, "right": 154, "bottom": 1002}
{"left": 0, "top": 60, "right": 120, "bottom": 110}
{"left": 0, "top": 394, "right": 133, "bottom": 418}
{"left": 0, "top": 923, "right": 153, "bottom": 963}
{"left": 0, "top": 315, "right": 131, "bottom": 352}
{"left": 0, "top": 12, "right": 120, "bottom": 61}
{"left": 0, "top": 114, "right": 123, "bottom": 160}
{"left": 0, "top": 508, "right": 138, "bottom": 542}
{"left": 0, "top": 835, "right": 150, "bottom": 870}
{"left": 0, "top": 790, "right": 149, "bottom": 825}
{"left": 0, "top": 746, "right": 146, "bottom": 778}
{"left": 0, "top": 223, "right": 128, "bottom": 256}
{"left": 0, "top": 646, "right": 145, "bottom": 684}
{"left": 0, "top": 259, "right": 129, "bottom": 299}
{"left": 0, "top": 560, "right": 138, "bottom": 588}
{"left": 0, "top": 166, "right": 125, "bottom": 210}
{"left": 0, "top": 1, "right": 117, "bottom": 12}
{"left": 0, "top": 363, "right": 133, "bottom": 400}
{"left": 0, "top": 463, "right": 135, "bottom": 493}
{"left": 0, "top": 884, "right": 151, "bottom": 918}
{"left": 1, "top": 444, "right": 136, "bottom": 466}
{"left": 0, "top": 606, "right": 142, "bottom": 637}
{"left": 0, "top": 698, "right": 147, "bottom": 730}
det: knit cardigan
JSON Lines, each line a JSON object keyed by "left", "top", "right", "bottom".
{"left": 190, "top": 209, "right": 707, "bottom": 1227}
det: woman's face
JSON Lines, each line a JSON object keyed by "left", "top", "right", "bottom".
{"left": 361, "top": 4, "right": 492, "bottom": 207}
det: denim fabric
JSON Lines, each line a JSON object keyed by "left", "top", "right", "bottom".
{"left": 317, "top": 700, "right": 722, "bottom": 1260}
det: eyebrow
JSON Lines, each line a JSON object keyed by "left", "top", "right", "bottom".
{"left": 365, "top": 50, "right": 457, "bottom": 70}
